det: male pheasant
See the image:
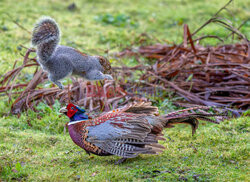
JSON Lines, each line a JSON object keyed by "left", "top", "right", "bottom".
{"left": 60, "top": 102, "right": 222, "bottom": 164}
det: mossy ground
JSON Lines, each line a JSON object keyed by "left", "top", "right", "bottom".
{"left": 0, "top": 0, "right": 249, "bottom": 181}
{"left": 0, "top": 109, "right": 249, "bottom": 181}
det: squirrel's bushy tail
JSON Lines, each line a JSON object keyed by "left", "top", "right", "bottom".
{"left": 32, "top": 17, "right": 60, "bottom": 46}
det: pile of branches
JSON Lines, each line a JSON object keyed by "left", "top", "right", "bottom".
{"left": 120, "top": 39, "right": 249, "bottom": 111}
{"left": 117, "top": 2, "right": 250, "bottom": 112}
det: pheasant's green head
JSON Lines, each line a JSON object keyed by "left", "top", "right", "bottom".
{"left": 59, "top": 103, "right": 88, "bottom": 121}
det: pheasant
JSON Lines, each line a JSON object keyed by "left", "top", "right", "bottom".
{"left": 59, "top": 102, "right": 223, "bottom": 164}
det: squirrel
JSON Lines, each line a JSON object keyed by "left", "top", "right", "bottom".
{"left": 31, "top": 17, "right": 113, "bottom": 89}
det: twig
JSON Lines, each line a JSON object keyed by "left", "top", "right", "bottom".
{"left": 5, "top": 13, "right": 31, "bottom": 34}
{"left": 191, "top": 0, "right": 233, "bottom": 37}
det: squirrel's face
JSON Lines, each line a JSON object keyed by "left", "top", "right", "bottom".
{"left": 97, "top": 56, "right": 112, "bottom": 74}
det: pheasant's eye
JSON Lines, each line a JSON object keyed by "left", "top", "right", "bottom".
{"left": 71, "top": 107, "right": 75, "bottom": 110}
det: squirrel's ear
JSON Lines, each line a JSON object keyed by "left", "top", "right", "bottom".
{"left": 98, "top": 56, "right": 105, "bottom": 64}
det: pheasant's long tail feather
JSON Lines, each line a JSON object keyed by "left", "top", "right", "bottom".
{"left": 162, "top": 106, "right": 225, "bottom": 135}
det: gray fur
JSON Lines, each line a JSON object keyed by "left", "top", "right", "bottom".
{"left": 32, "top": 17, "right": 113, "bottom": 89}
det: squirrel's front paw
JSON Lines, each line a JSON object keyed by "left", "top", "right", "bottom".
{"left": 104, "top": 74, "right": 113, "bottom": 80}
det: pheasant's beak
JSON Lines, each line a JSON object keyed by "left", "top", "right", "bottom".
{"left": 59, "top": 107, "right": 68, "bottom": 114}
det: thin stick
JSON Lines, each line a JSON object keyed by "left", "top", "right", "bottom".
{"left": 5, "top": 13, "right": 31, "bottom": 34}
{"left": 191, "top": 0, "right": 233, "bottom": 37}
{"left": 225, "top": 19, "right": 250, "bottom": 39}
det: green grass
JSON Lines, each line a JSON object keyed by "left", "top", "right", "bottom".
{"left": 0, "top": 0, "right": 249, "bottom": 181}
{"left": 0, "top": 106, "right": 249, "bottom": 181}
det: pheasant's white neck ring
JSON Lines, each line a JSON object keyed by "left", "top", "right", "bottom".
{"left": 68, "top": 120, "right": 85, "bottom": 126}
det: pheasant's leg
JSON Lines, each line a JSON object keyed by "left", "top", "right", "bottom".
{"left": 114, "top": 158, "right": 127, "bottom": 165}
{"left": 84, "top": 149, "right": 91, "bottom": 155}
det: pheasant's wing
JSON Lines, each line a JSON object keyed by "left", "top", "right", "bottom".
{"left": 123, "top": 102, "right": 159, "bottom": 115}
{"left": 86, "top": 113, "right": 161, "bottom": 158}
{"left": 100, "top": 102, "right": 158, "bottom": 116}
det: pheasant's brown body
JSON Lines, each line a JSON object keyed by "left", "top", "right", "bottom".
{"left": 63, "top": 103, "right": 222, "bottom": 163}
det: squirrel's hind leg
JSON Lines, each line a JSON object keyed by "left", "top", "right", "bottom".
{"left": 49, "top": 75, "right": 64, "bottom": 89}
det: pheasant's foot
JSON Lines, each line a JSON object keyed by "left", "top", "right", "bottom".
{"left": 114, "top": 158, "right": 127, "bottom": 165}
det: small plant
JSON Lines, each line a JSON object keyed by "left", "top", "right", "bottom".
{"left": 95, "top": 13, "right": 138, "bottom": 28}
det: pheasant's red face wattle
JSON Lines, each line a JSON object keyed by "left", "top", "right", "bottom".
{"left": 66, "top": 103, "right": 78, "bottom": 118}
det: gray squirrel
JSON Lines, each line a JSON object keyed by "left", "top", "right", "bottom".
{"left": 31, "top": 17, "right": 113, "bottom": 89}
